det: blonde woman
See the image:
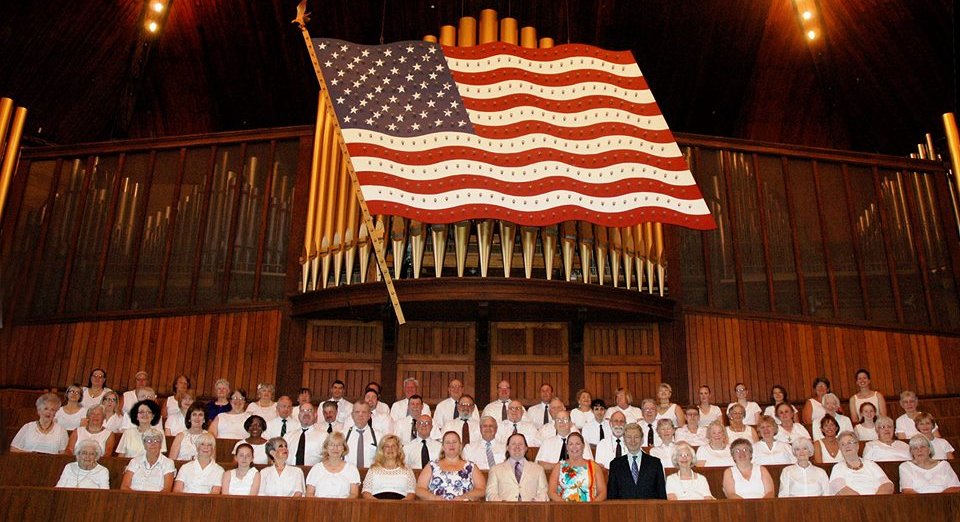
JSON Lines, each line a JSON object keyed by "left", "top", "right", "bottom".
{"left": 173, "top": 433, "right": 224, "bottom": 494}
{"left": 306, "top": 432, "right": 361, "bottom": 498}
{"left": 695, "top": 420, "right": 732, "bottom": 467}
{"left": 655, "top": 383, "right": 686, "bottom": 428}
{"left": 362, "top": 433, "right": 416, "bottom": 499}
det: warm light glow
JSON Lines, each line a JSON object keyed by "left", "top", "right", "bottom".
{"left": 147, "top": 21, "right": 159, "bottom": 33}
{"left": 152, "top": 2, "right": 164, "bottom": 13}
{"left": 807, "top": 30, "right": 817, "bottom": 40}
{"left": 802, "top": 10, "right": 813, "bottom": 20}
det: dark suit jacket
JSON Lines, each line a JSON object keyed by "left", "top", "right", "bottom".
{"left": 606, "top": 452, "right": 667, "bottom": 499}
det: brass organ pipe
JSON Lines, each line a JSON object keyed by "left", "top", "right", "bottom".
{"left": 0, "top": 98, "right": 14, "bottom": 161}
{"left": 622, "top": 226, "right": 635, "bottom": 289}
{"left": 458, "top": 17, "right": 477, "bottom": 47}
{"left": 941, "top": 114, "right": 960, "bottom": 241}
{"left": 520, "top": 27, "right": 537, "bottom": 48}
{"left": 439, "top": 25, "right": 456, "bottom": 46}
{"left": 344, "top": 166, "right": 360, "bottom": 284}
{"left": 0, "top": 104, "right": 26, "bottom": 223}
{"left": 304, "top": 96, "right": 325, "bottom": 261}
{"left": 320, "top": 112, "right": 339, "bottom": 288}
{"left": 608, "top": 226, "right": 622, "bottom": 288}
{"left": 333, "top": 153, "right": 351, "bottom": 286}
{"left": 500, "top": 18, "right": 518, "bottom": 45}
{"left": 654, "top": 222, "right": 665, "bottom": 296}
{"left": 479, "top": 9, "right": 498, "bottom": 43}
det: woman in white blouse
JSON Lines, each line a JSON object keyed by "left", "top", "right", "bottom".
{"left": 100, "top": 390, "right": 125, "bottom": 433}
{"left": 116, "top": 400, "right": 167, "bottom": 458}
{"left": 899, "top": 435, "right": 960, "bottom": 494}
{"left": 829, "top": 431, "right": 893, "bottom": 495}
{"left": 812, "top": 394, "right": 853, "bottom": 440}
{"left": 221, "top": 443, "right": 260, "bottom": 495}
{"left": 259, "top": 436, "right": 304, "bottom": 497}
{"left": 727, "top": 383, "right": 761, "bottom": 426}
{"left": 802, "top": 377, "right": 831, "bottom": 427}
{"left": 773, "top": 402, "right": 810, "bottom": 444}
{"left": 721, "top": 439, "right": 774, "bottom": 499}
{"left": 915, "top": 413, "right": 954, "bottom": 460}
{"left": 666, "top": 441, "right": 713, "bottom": 500}
{"left": 854, "top": 402, "right": 879, "bottom": 442}
{"left": 163, "top": 390, "right": 195, "bottom": 437}
{"left": 655, "top": 383, "right": 686, "bottom": 428}
{"left": 848, "top": 369, "right": 887, "bottom": 423}
{"left": 55, "top": 385, "right": 87, "bottom": 431}
{"left": 649, "top": 419, "right": 677, "bottom": 468}
{"left": 362, "top": 434, "right": 417, "bottom": 500}
{"left": 120, "top": 428, "right": 176, "bottom": 492}
{"left": 813, "top": 415, "right": 842, "bottom": 464}
{"left": 209, "top": 389, "right": 252, "bottom": 439}
{"left": 697, "top": 386, "right": 723, "bottom": 427}
{"left": 81, "top": 368, "right": 111, "bottom": 409}
{"left": 307, "top": 431, "right": 361, "bottom": 498}
{"left": 246, "top": 383, "right": 278, "bottom": 422}
{"left": 725, "top": 403, "right": 758, "bottom": 443}
{"left": 66, "top": 405, "right": 116, "bottom": 457}
{"left": 12, "top": 393, "right": 69, "bottom": 455}
{"left": 165, "top": 374, "right": 192, "bottom": 419}
{"left": 55, "top": 439, "right": 109, "bottom": 489}
{"left": 863, "top": 416, "right": 911, "bottom": 462}
{"left": 174, "top": 433, "right": 224, "bottom": 494}
{"left": 778, "top": 438, "right": 829, "bottom": 497}
{"left": 695, "top": 420, "right": 733, "bottom": 467}
{"left": 752, "top": 415, "right": 795, "bottom": 465}
{"left": 169, "top": 403, "right": 208, "bottom": 461}
{"left": 570, "top": 389, "right": 593, "bottom": 429}
{"left": 675, "top": 406, "right": 707, "bottom": 446}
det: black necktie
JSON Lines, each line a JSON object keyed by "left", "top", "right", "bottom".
{"left": 501, "top": 401, "right": 508, "bottom": 421}
{"left": 461, "top": 419, "right": 471, "bottom": 444}
{"left": 327, "top": 422, "right": 333, "bottom": 434}
{"left": 513, "top": 423, "right": 518, "bottom": 434}
{"left": 281, "top": 418, "right": 287, "bottom": 437}
{"left": 599, "top": 424, "right": 605, "bottom": 441}
{"left": 615, "top": 438, "right": 622, "bottom": 458}
{"left": 542, "top": 406, "right": 549, "bottom": 425}
{"left": 296, "top": 428, "right": 307, "bottom": 465}
{"left": 421, "top": 439, "right": 430, "bottom": 467}
{"left": 559, "top": 437, "right": 568, "bottom": 460}
{"left": 646, "top": 423, "right": 654, "bottom": 446}
{"left": 411, "top": 418, "right": 417, "bottom": 439}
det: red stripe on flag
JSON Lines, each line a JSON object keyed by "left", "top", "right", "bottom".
{"left": 442, "top": 42, "right": 637, "bottom": 65}
{"left": 451, "top": 69, "right": 648, "bottom": 90}
{"left": 470, "top": 122, "right": 677, "bottom": 143}
{"left": 461, "top": 94, "right": 661, "bottom": 117}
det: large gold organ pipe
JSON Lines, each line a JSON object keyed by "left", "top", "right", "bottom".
{"left": 0, "top": 99, "right": 27, "bottom": 226}
{"left": 942, "top": 113, "right": 960, "bottom": 240}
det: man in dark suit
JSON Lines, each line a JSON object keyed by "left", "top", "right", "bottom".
{"left": 606, "top": 423, "right": 667, "bottom": 499}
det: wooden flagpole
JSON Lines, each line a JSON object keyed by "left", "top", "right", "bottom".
{"left": 293, "top": 1, "right": 406, "bottom": 324}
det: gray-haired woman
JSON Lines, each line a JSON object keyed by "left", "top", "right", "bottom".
{"left": 56, "top": 439, "right": 109, "bottom": 489}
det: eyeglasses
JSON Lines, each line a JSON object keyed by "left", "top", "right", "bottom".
{"left": 735, "top": 388, "right": 746, "bottom": 393}
{"left": 416, "top": 421, "right": 432, "bottom": 426}
{"left": 555, "top": 419, "right": 571, "bottom": 424}
{"left": 143, "top": 438, "right": 163, "bottom": 444}
{"left": 102, "top": 397, "right": 117, "bottom": 402}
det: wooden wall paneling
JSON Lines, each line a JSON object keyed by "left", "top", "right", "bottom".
{"left": 583, "top": 323, "right": 660, "bottom": 365}
{"left": 584, "top": 365, "right": 662, "bottom": 404}
{"left": 304, "top": 320, "right": 382, "bottom": 362}
{"left": 302, "top": 362, "right": 380, "bottom": 402}
{"left": 490, "top": 364, "right": 569, "bottom": 406}
{"left": 490, "top": 322, "right": 568, "bottom": 362}
{"left": 395, "top": 321, "right": 475, "bottom": 404}
{"left": 393, "top": 363, "right": 475, "bottom": 406}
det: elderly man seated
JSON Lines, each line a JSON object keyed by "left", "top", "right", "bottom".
{"left": 536, "top": 411, "right": 593, "bottom": 472}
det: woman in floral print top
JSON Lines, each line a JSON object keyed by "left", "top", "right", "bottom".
{"left": 416, "top": 430, "right": 487, "bottom": 501}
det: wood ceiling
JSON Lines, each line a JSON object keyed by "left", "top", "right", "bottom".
{"left": 0, "top": 0, "right": 955, "bottom": 156}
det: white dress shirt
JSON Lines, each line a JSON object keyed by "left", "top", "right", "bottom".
{"left": 264, "top": 416, "right": 301, "bottom": 439}
{"left": 593, "top": 436, "right": 628, "bottom": 469}
{"left": 605, "top": 405, "right": 642, "bottom": 424}
{"left": 778, "top": 463, "right": 830, "bottom": 497}
{"left": 440, "top": 418, "right": 480, "bottom": 443}
{"left": 535, "top": 434, "right": 593, "bottom": 464}
{"left": 284, "top": 425, "right": 328, "bottom": 466}
{"left": 482, "top": 400, "right": 516, "bottom": 422}
{"left": 525, "top": 402, "right": 554, "bottom": 427}
{"left": 393, "top": 415, "right": 421, "bottom": 445}
{"left": 496, "top": 419, "right": 542, "bottom": 447}
{"left": 343, "top": 426, "right": 382, "bottom": 468}
{"left": 581, "top": 419, "right": 611, "bottom": 446}
{"left": 344, "top": 409, "right": 394, "bottom": 435}
{"left": 435, "top": 397, "right": 478, "bottom": 429}
{"left": 403, "top": 436, "right": 441, "bottom": 469}
{"left": 389, "top": 398, "right": 432, "bottom": 421}
{"left": 639, "top": 419, "right": 663, "bottom": 446}
{"left": 462, "top": 438, "right": 507, "bottom": 470}
{"left": 326, "top": 398, "right": 353, "bottom": 425}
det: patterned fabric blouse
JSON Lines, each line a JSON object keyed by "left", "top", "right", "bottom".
{"left": 427, "top": 460, "right": 476, "bottom": 500}
{"left": 556, "top": 460, "right": 597, "bottom": 502}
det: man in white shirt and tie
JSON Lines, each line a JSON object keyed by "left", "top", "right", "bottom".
{"left": 284, "top": 402, "right": 326, "bottom": 466}
{"left": 390, "top": 378, "right": 432, "bottom": 421}
{"left": 605, "top": 387, "right": 642, "bottom": 424}
{"left": 535, "top": 411, "right": 592, "bottom": 471}
{"left": 536, "top": 398, "right": 571, "bottom": 440}
{"left": 265, "top": 396, "right": 301, "bottom": 438}
{"left": 482, "top": 380, "right": 521, "bottom": 421}
{"left": 581, "top": 399, "right": 609, "bottom": 445}
{"left": 433, "top": 379, "right": 477, "bottom": 430}
{"left": 486, "top": 433, "right": 548, "bottom": 501}
{"left": 345, "top": 389, "right": 394, "bottom": 435}
{"left": 525, "top": 383, "right": 555, "bottom": 428}
{"left": 441, "top": 395, "right": 480, "bottom": 444}
{"left": 403, "top": 414, "right": 441, "bottom": 470}
{"left": 497, "top": 399, "right": 542, "bottom": 447}
{"left": 638, "top": 398, "right": 662, "bottom": 447}
{"left": 319, "top": 400, "right": 343, "bottom": 435}
{"left": 393, "top": 394, "right": 425, "bottom": 445}
{"left": 326, "top": 380, "right": 352, "bottom": 425}
{"left": 594, "top": 411, "right": 628, "bottom": 469}
{"left": 462, "top": 416, "right": 506, "bottom": 471}
{"left": 343, "top": 400, "right": 381, "bottom": 468}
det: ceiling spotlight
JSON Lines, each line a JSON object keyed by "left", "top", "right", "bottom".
{"left": 152, "top": 2, "right": 164, "bottom": 13}
{"left": 807, "top": 30, "right": 817, "bottom": 40}
{"left": 147, "top": 21, "right": 159, "bottom": 33}
{"left": 802, "top": 10, "right": 813, "bottom": 20}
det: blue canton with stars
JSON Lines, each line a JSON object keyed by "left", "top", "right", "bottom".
{"left": 314, "top": 39, "right": 475, "bottom": 137}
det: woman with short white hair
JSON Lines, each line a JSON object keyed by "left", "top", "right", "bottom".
{"left": 174, "top": 433, "right": 224, "bottom": 494}
{"left": 665, "top": 441, "right": 713, "bottom": 500}
{"left": 899, "top": 435, "right": 960, "bottom": 494}
{"left": 863, "top": 416, "right": 911, "bottom": 462}
{"left": 10, "top": 393, "right": 68, "bottom": 454}
{"left": 812, "top": 393, "right": 853, "bottom": 440}
{"left": 120, "top": 428, "right": 176, "bottom": 492}
{"left": 778, "top": 438, "right": 829, "bottom": 497}
{"left": 66, "top": 405, "right": 116, "bottom": 456}
{"left": 829, "top": 431, "right": 893, "bottom": 495}
{"left": 55, "top": 439, "right": 109, "bottom": 489}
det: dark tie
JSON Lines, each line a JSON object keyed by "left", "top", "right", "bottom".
{"left": 599, "top": 424, "right": 605, "bottom": 441}
{"left": 646, "top": 423, "right": 654, "bottom": 446}
{"left": 513, "top": 423, "right": 518, "bottom": 434}
{"left": 559, "top": 437, "right": 568, "bottom": 460}
{"left": 356, "top": 429, "right": 365, "bottom": 468}
{"left": 296, "top": 429, "right": 307, "bottom": 465}
{"left": 486, "top": 441, "right": 496, "bottom": 468}
{"left": 327, "top": 422, "right": 333, "bottom": 434}
{"left": 631, "top": 455, "right": 640, "bottom": 483}
{"left": 615, "top": 438, "right": 622, "bottom": 458}
{"left": 421, "top": 439, "right": 430, "bottom": 468}
{"left": 280, "top": 418, "right": 287, "bottom": 437}
{"left": 410, "top": 418, "right": 417, "bottom": 439}
{"left": 542, "top": 406, "right": 549, "bottom": 425}
{"left": 514, "top": 461, "right": 522, "bottom": 482}
{"left": 501, "top": 402, "right": 508, "bottom": 421}
{"left": 461, "top": 419, "right": 471, "bottom": 444}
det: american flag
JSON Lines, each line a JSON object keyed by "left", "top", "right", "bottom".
{"left": 313, "top": 38, "right": 715, "bottom": 229}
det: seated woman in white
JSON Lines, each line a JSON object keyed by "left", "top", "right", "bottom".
{"left": 801, "top": 377, "right": 830, "bottom": 427}
{"left": 895, "top": 390, "right": 940, "bottom": 440}
{"left": 11, "top": 393, "right": 69, "bottom": 454}
{"left": 727, "top": 383, "right": 762, "bottom": 426}
{"left": 915, "top": 413, "right": 954, "bottom": 460}
{"left": 55, "top": 385, "right": 88, "bottom": 431}
{"left": 246, "top": 383, "right": 278, "bottom": 422}
{"left": 725, "top": 403, "right": 757, "bottom": 443}
{"left": 813, "top": 415, "right": 842, "bottom": 464}
{"left": 168, "top": 403, "right": 209, "bottom": 461}
{"left": 778, "top": 438, "right": 829, "bottom": 497}
{"left": 655, "top": 383, "right": 686, "bottom": 428}
{"left": 116, "top": 400, "right": 167, "bottom": 458}
{"left": 221, "top": 443, "right": 261, "bottom": 495}
{"left": 81, "top": 368, "right": 112, "bottom": 409}
{"left": 209, "top": 389, "right": 252, "bottom": 439}
{"left": 675, "top": 406, "right": 707, "bottom": 446}
{"left": 752, "top": 415, "right": 795, "bottom": 465}
{"left": 259, "top": 436, "right": 304, "bottom": 497}
{"left": 899, "top": 435, "right": 960, "bottom": 494}
{"left": 848, "top": 368, "right": 887, "bottom": 423}
{"left": 773, "top": 402, "right": 810, "bottom": 444}
{"left": 863, "top": 416, "right": 911, "bottom": 462}
{"left": 66, "top": 405, "right": 116, "bottom": 457}
{"left": 648, "top": 419, "right": 677, "bottom": 469}
{"left": 362, "top": 434, "right": 417, "bottom": 500}
{"left": 695, "top": 421, "right": 733, "bottom": 467}
{"left": 120, "top": 428, "right": 176, "bottom": 492}
{"left": 307, "top": 431, "right": 361, "bottom": 498}
{"left": 174, "top": 433, "right": 224, "bottom": 494}
{"left": 854, "top": 402, "right": 879, "bottom": 442}
{"left": 721, "top": 439, "right": 775, "bottom": 499}
{"left": 163, "top": 390, "right": 195, "bottom": 437}
{"left": 812, "top": 393, "right": 853, "bottom": 440}
{"left": 99, "top": 390, "right": 125, "bottom": 433}
{"left": 829, "top": 431, "right": 893, "bottom": 495}
{"left": 666, "top": 442, "right": 714, "bottom": 500}
{"left": 696, "top": 386, "right": 723, "bottom": 427}
{"left": 55, "top": 439, "right": 109, "bottom": 489}
{"left": 761, "top": 385, "right": 797, "bottom": 423}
